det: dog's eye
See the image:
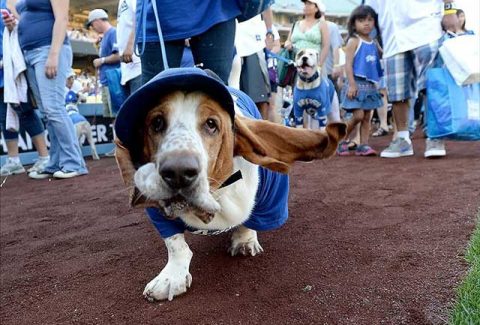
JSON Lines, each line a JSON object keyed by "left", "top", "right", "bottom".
{"left": 151, "top": 116, "right": 166, "bottom": 133}
{"left": 204, "top": 118, "right": 218, "bottom": 135}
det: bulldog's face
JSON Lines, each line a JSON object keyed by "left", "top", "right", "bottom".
{"left": 295, "top": 49, "right": 320, "bottom": 78}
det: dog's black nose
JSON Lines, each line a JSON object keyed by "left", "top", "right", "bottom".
{"left": 302, "top": 56, "right": 308, "bottom": 62}
{"left": 159, "top": 155, "right": 200, "bottom": 189}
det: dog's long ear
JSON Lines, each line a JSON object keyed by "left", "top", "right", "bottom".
{"left": 234, "top": 117, "right": 346, "bottom": 173}
{"left": 114, "top": 138, "right": 160, "bottom": 209}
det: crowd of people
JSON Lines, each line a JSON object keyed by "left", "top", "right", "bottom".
{"left": 0, "top": 0, "right": 477, "bottom": 179}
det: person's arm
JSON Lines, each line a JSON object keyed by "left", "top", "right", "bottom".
{"left": 2, "top": 0, "right": 18, "bottom": 32}
{"left": 284, "top": 21, "right": 297, "bottom": 50}
{"left": 261, "top": 7, "right": 273, "bottom": 31}
{"left": 344, "top": 37, "right": 359, "bottom": 99}
{"left": 45, "top": 0, "right": 69, "bottom": 79}
{"left": 318, "top": 20, "right": 330, "bottom": 67}
{"left": 93, "top": 32, "right": 121, "bottom": 68}
{"left": 122, "top": 0, "right": 136, "bottom": 63}
{"left": 271, "top": 26, "right": 281, "bottom": 54}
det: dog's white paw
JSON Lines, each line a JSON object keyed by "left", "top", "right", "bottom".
{"left": 229, "top": 226, "right": 264, "bottom": 256}
{"left": 143, "top": 264, "right": 192, "bottom": 302}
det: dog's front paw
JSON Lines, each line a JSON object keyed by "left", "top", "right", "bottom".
{"left": 143, "top": 264, "right": 192, "bottom": 302}
{"left": 229, "top": 226, "right": 264, "bottom": 256}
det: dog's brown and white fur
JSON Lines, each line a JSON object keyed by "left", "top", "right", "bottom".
{"left": 295, "top": 48, "right": 341, "bottom": 129}
{"left": 115, "top": 90, "right": 346, "bottom": 301}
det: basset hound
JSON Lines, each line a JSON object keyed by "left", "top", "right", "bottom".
{"left": 114, "top": 68, "right": 346, "bottom": 301}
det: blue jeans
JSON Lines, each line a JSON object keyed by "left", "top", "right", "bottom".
{"left": 0, "top": 89, "right": 45, "bottom": 141}
{"left": 23, "top": 45, "right": 87, "bottom": 174}
{"left": 141, "top": 19, "right": 236, "bottom": 84}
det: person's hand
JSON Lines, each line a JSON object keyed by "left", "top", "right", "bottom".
{"left": 332, "top": 66, "right": 343, "bottom": 79}
{"left": 284, "top": 40, "right": 293, "bottom": 50}
{"left": 44, "top": 53, "right": 58, "bottom": 79}
{"left": 347, "top": 82, "right": 358, "bottom": 100}
{"left": 122, "top": 47, "right": 133, "bottom": 63}
{"left": 93, "top": 58, "right": 103, "bottom": 68}
{"left": 1, "top": 9, "right": 16, "bottom": 32}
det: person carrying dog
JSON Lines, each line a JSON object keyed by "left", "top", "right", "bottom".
{"left": 337, "top": 5, "right": 383, "bottom": 157}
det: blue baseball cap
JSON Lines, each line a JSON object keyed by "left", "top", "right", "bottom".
{"left": 115, "top": 68, "right": 235, "bottom": 153}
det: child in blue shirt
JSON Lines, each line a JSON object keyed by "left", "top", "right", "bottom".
{"left": 338, "top": 5, "right": 383, "bottom": 156}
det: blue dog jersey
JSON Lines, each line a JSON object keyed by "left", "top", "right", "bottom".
{"left": 293, "top": 77, "right": 335, "bottom": 127}
{"left": 145, "top": 87, "right": 289, "bottom": 238}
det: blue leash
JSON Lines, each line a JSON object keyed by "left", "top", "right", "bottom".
{"left": 265, "top": 49, "right": 296, "bottom": 66}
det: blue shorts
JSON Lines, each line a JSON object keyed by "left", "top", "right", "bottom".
{"left": 384, "top": 39, "right": 440, "bottom": 102}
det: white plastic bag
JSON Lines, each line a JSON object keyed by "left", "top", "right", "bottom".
{"left": 439, "top": 34, "right": 480, "bottom": 85}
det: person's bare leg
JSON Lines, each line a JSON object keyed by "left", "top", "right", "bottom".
{"left": 377, "top": 89, "right": 389, "bottom": 131}
{"left": 6, "top": 139, "right": 19, "bottom": 157}
{"left": 257, "top": 102, "right": 270, "bottom": 121}
{"left": 392, "top": 101, "right": 410, "bottom": 133}
{"left": 268, "top": 92, "right": 281, "bottom": 123}
{"left": 31, "top": 134, "right": 49, "bottom": 157}
{"left": 360, "top": 110, "right": 373, "bottom": 145}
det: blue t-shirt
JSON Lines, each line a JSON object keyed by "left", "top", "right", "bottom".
{"left": 293, "top": 77, "right": 335, "bottom": 127}
{"left": 136, "top": 0, "right": 241, "bottom": 42}
{"left": 0, "top": 0, "right": 5, "bottom": 88}
{"left": 352, "top": 38, "right": 383, "bottom": 83}
{"left": 16, "top": 0, "right": 69, "bottom": 51}
{"left": 99, "top": 27, "right": 120, "bottom": 85}
{"left": 145, "top": 87, "right": 290, "bottom": 238}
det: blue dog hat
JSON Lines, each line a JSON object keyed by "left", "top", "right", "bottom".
{"left": 115, "top": 67, "right": 235, "bottom": 151}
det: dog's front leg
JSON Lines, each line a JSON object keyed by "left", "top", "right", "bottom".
{"left": 228, "top": 225, "right": 264, "bottom": 256}
{"left": 143, "top": 233, "right": 193, "bottom": 301}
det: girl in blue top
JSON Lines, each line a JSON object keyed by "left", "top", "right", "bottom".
{"left": 338, "top": 5, "right": 383, "bottom": 156}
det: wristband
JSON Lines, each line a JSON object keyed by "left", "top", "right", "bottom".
{"left": 444, "top": 9, "right": 457, "bottom": 15}
{"left": 101, "top": 57, "right": 106, "bottom": 64}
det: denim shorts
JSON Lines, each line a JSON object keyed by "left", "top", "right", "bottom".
{"left": 384, "top": 39, "right": 440, "bottom": 102}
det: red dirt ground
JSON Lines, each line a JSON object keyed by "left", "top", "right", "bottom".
{"left": 1, "top": 135, "right": 479, "bottom": 325}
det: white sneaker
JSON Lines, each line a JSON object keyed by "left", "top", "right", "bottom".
{"left": 28, "top": 170, "right": 53, "bottom": 179}
{"left": 380, "top": 138, "right": 414, "bottom": 158}
{"left": 27, "top": 157, "right": 50, "bottom": 173}
{"left": 424, "top": 138, "right": 446, "bottom": 158}
{"left": 53, "top": 170, "right": 81, "bottom": 179}
{"left": 0, "top": 158, "right": 26, "bottom": 176}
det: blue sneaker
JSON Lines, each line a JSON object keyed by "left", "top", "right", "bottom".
{"left": 380, "top": 138, "right": 414, "bottom": 158}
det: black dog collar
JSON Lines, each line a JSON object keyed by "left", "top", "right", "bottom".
{"left": 218, "top": 170, "right": 243, "bottom": 189}
{"left": 299, "top": 70, "right": 319, "bottom": 83}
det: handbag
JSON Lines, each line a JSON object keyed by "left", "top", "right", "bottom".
{"left": 105, "top": 68, "right": 128, "bottom": 114}
{"left": 426, "top": 67, "right": 480, "bottom": 141}
{"left": 237, "top": 0, "right": 275, "bottom": 22}
{"left": 439, "top": 34, "right": 480, "bottom": 86}
{"left": 276, "top": 48, "right": 297, "bottom": 88}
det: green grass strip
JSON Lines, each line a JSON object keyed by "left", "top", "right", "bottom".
{"left": 449, "top": 212, "right": 480, "bottom": 325}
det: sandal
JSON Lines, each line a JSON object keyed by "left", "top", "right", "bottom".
{"left": 372, "top": 128, "right": 388, "bottom": 137}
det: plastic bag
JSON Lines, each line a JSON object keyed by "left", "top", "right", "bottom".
{"left": 426, "top": 67, "right": 480, "bottom": 141}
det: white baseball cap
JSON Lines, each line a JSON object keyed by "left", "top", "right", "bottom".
{"left": 302, "top": 0, "right": 327, "bottom": 13}
{"left": 85, "top": 9, "right": 108, "bottom": 28}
